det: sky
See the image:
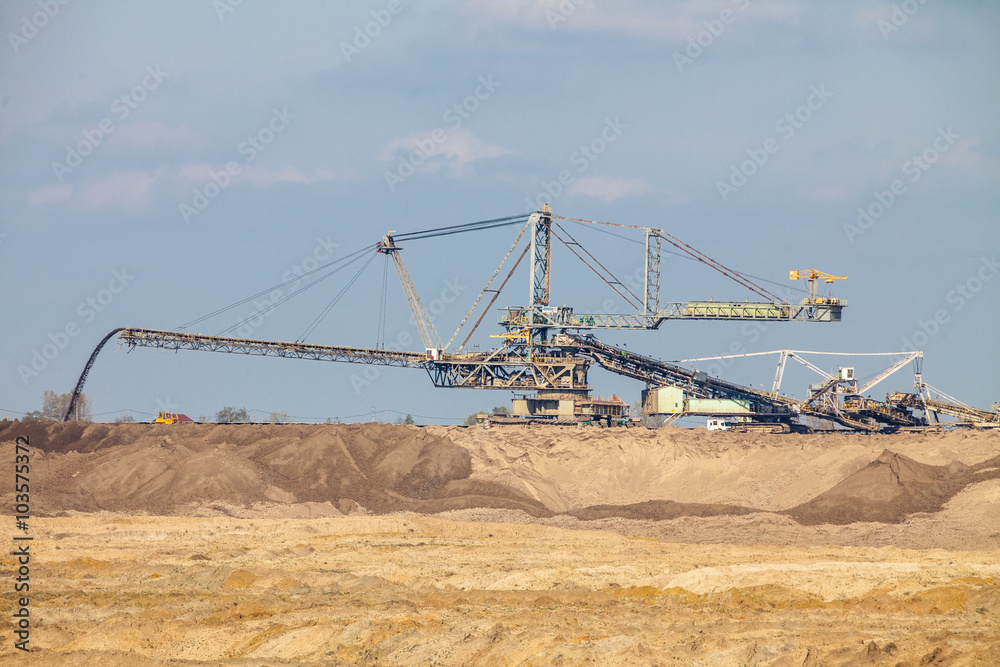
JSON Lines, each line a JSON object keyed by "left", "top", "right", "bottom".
{"left": 1, "top": 0, "right": 998, "bottom": 424}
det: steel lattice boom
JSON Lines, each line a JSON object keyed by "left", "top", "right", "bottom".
{"left": 69, "top": 208, "right": 1000, "bottom": 433}
{"left": 120, "top": 328, "right": 426, "bottom": 366}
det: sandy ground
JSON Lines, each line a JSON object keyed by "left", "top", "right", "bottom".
{"left": 2, "top": 421, "right": 999, "bottom": 664}
{"left": 3, "top": 515, "right": 999, "bottom": 665}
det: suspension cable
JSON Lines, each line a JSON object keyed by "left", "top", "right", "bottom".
{"left": 297, "top": 251, "right": 377, "bottom": 342}
{"left": 376, "top": 254, "right": 389, "bottom": 349}
{"left": 551, "top": 223, "right": 643, "bottom": 310}
{"left": 560, "top": 218, "right": 807, "bottom": 296}
{"left": 458, "top": 244, "right": 530, "bottom": 352}
{"left": 445, "top": 219, "right": 531, "bottom": 351}
{"left": 179, "top": 245, "right": 375, "bottom": 330}
{"left": 655, "top": 230, "right": 785, "bottom": 303}
{"left": 394, "top": 214, "right": 529, "bottom": 242}
{"left": 216, "top": 249, "right": 374, "bottom": 336}
{"left": 553, "top": 214, "right": 789, "bottom": 303}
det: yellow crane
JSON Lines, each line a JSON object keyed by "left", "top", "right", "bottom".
{"left": 790, "top": 269, "right": 847, "bottom": 304}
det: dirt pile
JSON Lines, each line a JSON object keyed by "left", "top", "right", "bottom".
{"left": 3, "top": 421, "right": 1000, "bottom": 541}
{"left": 437, "top": 423, "right": 1000, "bottom": 514}
{"left": 785, "top": 448, "right": 1000, "bottom": 524}
{"left": 0, "top": 420, "right": 549, "bottom": 517}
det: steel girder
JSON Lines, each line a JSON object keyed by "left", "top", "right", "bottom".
{"left": 119, "top": 328, "right": 424, "bottom": 367}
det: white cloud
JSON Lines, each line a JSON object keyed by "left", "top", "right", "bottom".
{"left": 114, "top": 121, "right": 201, "bottom": 151}
{"left": 659, "top": 189, "right": 687, "bottom": 207}
{"left": 176, "top": 163, "right": 352, "bottom": 188}
{"left": 460, "top": 0, "right": 803, "bottom": 42}
{"left": 938, "top": 137, "right": 990, "bottom": 171}
{"left": 76, "top": 170, "right": 160, "bottom": 211}
{"left": 27, "top": 184, "right": 73, "bottom": 208}
{"left": 241, "top": 165, "right": 350, "bottom": 186}
{"left": 567, "top": 175, "right": 653, "bottom": 203}
{"left": 380, "top": 127, "right": 510, "bottom": 174}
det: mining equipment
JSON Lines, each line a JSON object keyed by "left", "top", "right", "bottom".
{"left": 153, "top": 412, "right": 195, "bottom": 424}
{"left": 63, "top": 208, "right": 997, "bottom": 431}
{"left": 788, "top": 269, "right": 848, "bottom": 305}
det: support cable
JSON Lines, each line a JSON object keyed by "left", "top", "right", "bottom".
{"left": 551, "top": 214, "right": 644, "bottom": 230}
{"left": 551, "top": 223, "right": 644, "bottom": 310}
{"left": 216, "top": 249, "right": 374, "bottom": 336}
{"left": 655, "top": 230, "right": 785, "bottom": 303}
{"left": 298, "top": 251, "right": 378, "bottom": 342}
{"left": 556, "top": 215, "right": 798, "bottom": 302}
{"left": 394, "top": 214, "right": 529, "bottom": 241}
{"left": 445, "top": 219, "right": 531, "bottom": 351}
{"left": 562, "top": 219, "right": 808, "bottom": 297}
{"left": 457, "top": 244, "right": 530, "bottom": 352}
{"left": 178, "top": 245, "right": 375, "bottom": 330}
{"left": 376, "top": 255, "right": 389, "bottom": 349}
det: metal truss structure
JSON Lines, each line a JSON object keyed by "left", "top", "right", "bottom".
{"left": 62, "top": 207, "right": 996, "bottom": 430}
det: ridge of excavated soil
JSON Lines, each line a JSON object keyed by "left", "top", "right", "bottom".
{"left": 3, "top": 420, "right": 1000, "bottom": 548}
{"left": 785, "top": 448, "right": 1000, "bottom": 525}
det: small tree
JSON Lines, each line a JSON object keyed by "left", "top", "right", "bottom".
{"left": 114, "top": 414, "right": 137, "bottom": 423}
{"left": 23, "top": 410, "right": 43, "bottom": 421}
{"left": 40, "top": 390, "right": 92, "bottom": 421}
{"left": 404, "top": 414, "right": 415, "bottom": 425}
{"left": 491, "top": 405, "right": 510, "bottom": 416}
{"left": 268, "top": 411, "right": 289, "bottom": 424}
{"left": 215, "top": 406, "right": 249, "bottom": 423}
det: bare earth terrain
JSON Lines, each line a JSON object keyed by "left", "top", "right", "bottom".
{"left": 2, "top": 420, "right": 999, "bottom": 665}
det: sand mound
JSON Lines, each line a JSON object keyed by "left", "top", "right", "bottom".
{"left": 785, "top": 449, "right": 1000, "bottom": 525}
{"left": 4, "top": 421, "right": 1000, "bottom": 539}
{"left": 0, "top": 420, "right": 549, "bottom": 517}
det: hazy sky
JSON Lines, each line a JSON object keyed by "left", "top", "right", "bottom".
{"left": 2, "top": 0, "right": 998, "bottom": 423}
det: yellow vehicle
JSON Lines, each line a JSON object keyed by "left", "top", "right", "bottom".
{"left": 154, "top": 412, "right": 194, "bottom": 424}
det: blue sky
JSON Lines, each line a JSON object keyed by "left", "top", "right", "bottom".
{"left": 2, "top": 0, "right": 998, "bottom": 423}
